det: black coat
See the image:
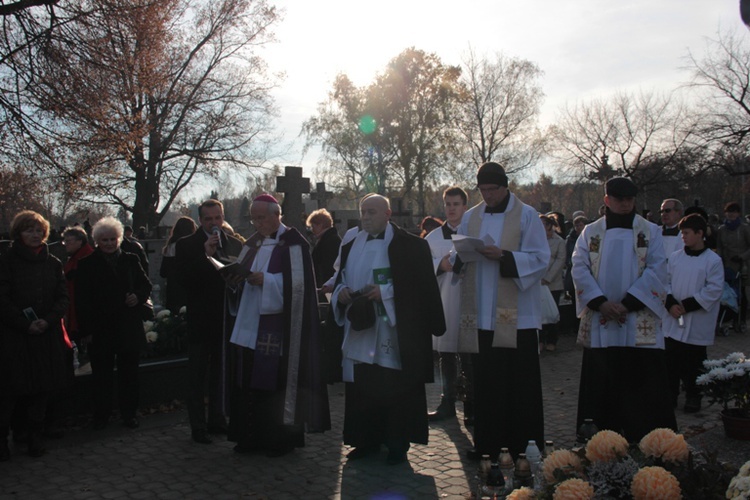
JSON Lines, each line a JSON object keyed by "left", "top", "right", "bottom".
{"left": 75, "top": 248, "right": 152, "bottom": 353}
{"left": 311, "top": 227, "right": 341, "bottom": 287}
{"left": 335, "top": 223, "right": 446, "bottom": 382}
{"left": 175, "top": 229, "right": 243, "bottom": 343}
{"left": 0, "top": 241, "right": 70, "bottom": 393}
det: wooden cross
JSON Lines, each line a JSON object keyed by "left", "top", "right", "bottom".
{"left": 256, "top": 332, "right": 281, "bottom": 356}
{"left": 276, "top": 166, "right": 310, "bottom": 234}
{"left": 310, "top": 182, "right": 333, "bottom": 209}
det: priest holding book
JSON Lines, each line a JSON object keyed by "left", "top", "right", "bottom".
{"left": 227, "top": 194, "right": 330, "bottom": 457}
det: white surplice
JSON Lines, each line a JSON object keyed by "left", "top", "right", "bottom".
{"left": 332, "top": 225, "right": 400, "bottom": 382}
{"left": 230, "top": 225, "right": 286, "bottom": 349}
{"left": 457, "top": 197, "right": 549, "bottom": 331}
{"left": 663, "top": 248, "right": 724, "bottom": 345}
{"left": 425, "top": 224, "right": 463, "bottom": 352}
{"left": 572, "top": 222, "right": 668, "bottom": 348}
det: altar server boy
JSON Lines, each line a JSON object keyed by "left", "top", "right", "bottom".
{"left": 663, "top": 213, "right": 724, "bottom": 413}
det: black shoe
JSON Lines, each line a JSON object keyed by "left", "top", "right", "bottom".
{"left": 27, "top": 433, "right": 45, "bottom": 458}
{"left": 684, "top": 397, "right": 702, "bottom": 413}
{"left": 122, "top": 417, "right": 139, "bottom": 429}
{"left": 42, "top": 427, "right": 64, "bottom": 439}
{"left": 427, "top": 399, "right": 456, "bottom": 421}
{"left": 91, "top": 417, "right": 108, "bottom": 430}
{"left": 386, "top": 450, "right": 408, "bottom": 465}
{"left": 0, "top": 440, "right": 9, "bottom": 462}
{"left": 207, "top": 424, "right": 228, "bottom": 435}
{"left": 191, "top": 429, "right": 212, "bottom": 444}
{"left": 466, "top": 448, "right": 482, "bottom": 461}
{"left": 233, "top": 442, "right": 260, "bottom": 454}
{"left": 346, "top": 445, "right": 380, "bottom": 460}
{"left": 265, "top": 446, "right": 294, "bottom": 458}
{"left": 12, "top": 430, "right": 29, "bottom": 444}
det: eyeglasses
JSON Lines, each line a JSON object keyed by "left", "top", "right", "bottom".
{"left": 659, "top": 208, "right": 674, "bottom": 214}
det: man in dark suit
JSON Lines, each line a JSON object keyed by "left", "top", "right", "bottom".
{"left": 176, "top": 200, "right": 242, "bottom": 444}
{"left": 331, "top": 194, "right": 445, "bottom": 465}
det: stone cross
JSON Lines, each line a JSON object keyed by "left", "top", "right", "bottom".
{"left": 276, "top": 166, "right": 310, "bottom": 234}
{"left": 310, "top": 182, "right": 334, "bottom": 209}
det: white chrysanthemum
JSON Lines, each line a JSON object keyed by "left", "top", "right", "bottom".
{"left": 726, "top": 475, "right": 750, "bottom": 499}
{"left": 179, "top": 305, "right": 187, "bottom": 315}
{"left": 726, "top": 352, "right": 746, "bottom": 363}
{"left": 695, "top": 373, "right": 711, "bottom": 386}
{"left": 703, "top": 359, "right": 723, "bottom": 369}
{"left": 143, "top": 321, "right": 155, "bottom": 332}
{"left": 145, "top": 331, "right": 158, "bottom": 343}
{"left": 711, "top": 367, "right": 732, "bottom": 380}
{"left": 156, "top": 309, "right": 171, "bottom": 319}
{"left": 739, "top": 460, "right": 750, "bottom": 477}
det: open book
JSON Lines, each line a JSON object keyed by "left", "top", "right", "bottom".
{"left": 208, "top": 256, "right": 250, "bottom": 279}
{"left": 450, "top": 234, "right": 496, "bottom": 262}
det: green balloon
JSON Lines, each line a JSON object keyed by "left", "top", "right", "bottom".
{"left": 359, "top": 115, "right": 376, "bottom": 135}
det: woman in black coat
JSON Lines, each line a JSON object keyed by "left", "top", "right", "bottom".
{"left": 159, "top": 216, "right": 196, "bottom": 313}
{"left": 0, "top": 211, "right": 70, "bottom": 460}
{"left": 76, "top": 217, "right": 152, "bottom": 430}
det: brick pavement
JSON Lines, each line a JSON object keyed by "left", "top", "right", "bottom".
{"left": 0, "top": 329, "right": 747, "bottom": 499}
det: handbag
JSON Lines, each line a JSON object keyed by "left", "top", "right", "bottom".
{"left": 140, "top": 298, "right": 155, "bottom": 321}
{"left": 129, "top": 267, "right": 154, "bottom": 321}
{"left": 540, "top": 284, "right": 560, "bottom": 325}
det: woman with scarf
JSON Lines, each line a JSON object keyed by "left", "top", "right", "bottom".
{"left": 0, "top": 211, "right": 70, "bottom": 460}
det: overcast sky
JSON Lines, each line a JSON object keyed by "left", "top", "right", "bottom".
{"left": 259, "top": 0, "right": 742, "bottom": 173}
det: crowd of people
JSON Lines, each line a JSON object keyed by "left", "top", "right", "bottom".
{"left": 1, "top": 163, "right": 747, "bottom": 468}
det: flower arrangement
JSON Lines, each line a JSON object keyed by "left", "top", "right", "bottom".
{"left": 696, "top": 352, "right": 750, "bottom": 418}
{"left": 726, "top": 460, "right": 750, "bottom": 500}
{"left": 507, "top": 428, "right": 738, "bottom": 499}
{"left": 142, "top": 306, "right": 188, "bottom": 358}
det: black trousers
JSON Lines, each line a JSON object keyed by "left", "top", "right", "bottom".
{"left": 664, "top": 337, "right": 707, "bottom": 401}
{"left": 577, "top": 347, "right": 677, "bottom": 442}
{"left": 89, "top": 343, "right": 140, "bottom": 421}
{"left": 0, "top": 391, "right": 48, "bottom": 438}
{"left": 187, "top": 337, "right": 226, "bottom": 431}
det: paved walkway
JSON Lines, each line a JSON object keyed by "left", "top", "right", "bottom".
{"left": 1, "top": 329, "right": 747, "bottom": 499}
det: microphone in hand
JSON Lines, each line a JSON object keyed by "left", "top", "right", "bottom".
{"left": 211, "top": 226, "right": 223, "bottom": 248}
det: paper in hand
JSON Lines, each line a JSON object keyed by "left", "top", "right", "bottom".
{"left": 450, "top": 234, "right": 496, "bottom": 262}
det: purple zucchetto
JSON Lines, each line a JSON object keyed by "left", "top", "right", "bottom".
{"left": 253, "top": 193, "right": 279, "bottom": 204}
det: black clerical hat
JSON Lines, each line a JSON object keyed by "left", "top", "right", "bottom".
{"left": 605, "top": 177, "right": 638, "bottom": 198}
{"left": 476, "top": 162, "right": 508, "bottom": 187}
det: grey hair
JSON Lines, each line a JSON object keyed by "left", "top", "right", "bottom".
{"left": 92, "top": 216, "right": 124, "bottom": 245}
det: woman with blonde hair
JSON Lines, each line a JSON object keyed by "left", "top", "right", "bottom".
{"left": 76, "top": 217, "right": 152, "bottom": 430}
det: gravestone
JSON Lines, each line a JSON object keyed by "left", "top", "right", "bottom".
{"left": 311, "top": 182, "right": 334, "bottom": 210}
{"left": 276, "top": 166, "right": 310, "bottom": 234}
{"left": 390, "top": 197, "right": 415, "bottom": 230}
{"left": 332, "top": 210, "right": 360, "bottom": 235}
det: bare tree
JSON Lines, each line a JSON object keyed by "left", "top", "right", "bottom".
{"left": 456, "top": 49, "right": 545, "bottom": 179}
{"left": 686, "top": 27, "right": 750, "bottom": 176}
{"left": 2, "top": 0, "right": 279, "bottom": 229}
{"left": 547, "top": 90, "right": 700, "bottom": 190}
{"left": 0, "top": 0, "right": 58, "bottom": 17}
